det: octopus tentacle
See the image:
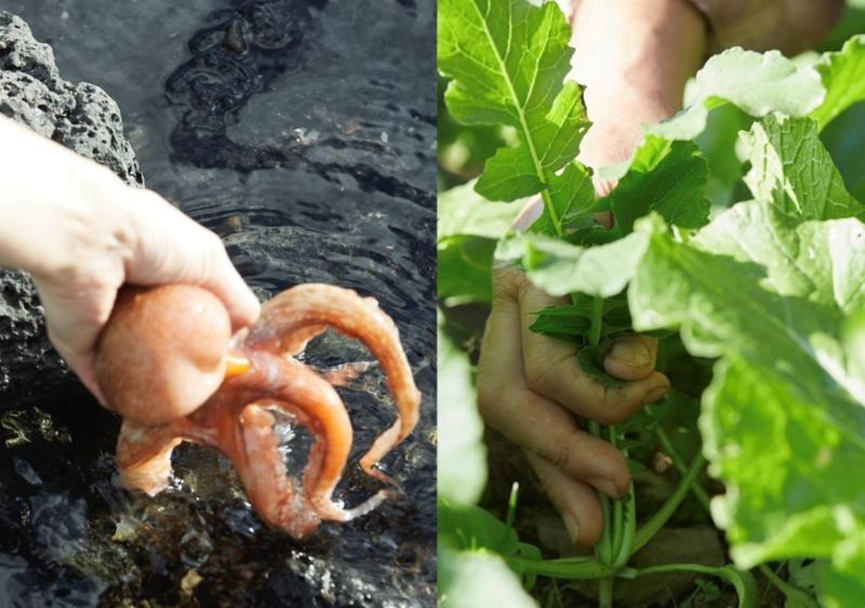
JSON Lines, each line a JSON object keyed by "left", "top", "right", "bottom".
{"left": 103, "top": 283, "right": 420, "bottom": 539}
{"left": 242, "top": 284, "right": 421, "bottom": 482}
{"left": 240, "top": 352, "right": 387, "bottom": 524}
{"left": 116, "top": 420, "right": 187, "bottom": 495}
{"left": 237, "top": 404, "right": 320, "bottom": 539}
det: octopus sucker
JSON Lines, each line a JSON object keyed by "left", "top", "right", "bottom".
{"left": 95, "top": 283, "right": 421, "bottom": 539}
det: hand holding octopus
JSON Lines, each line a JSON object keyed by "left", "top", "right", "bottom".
{"left": 94, "top": 283, "right": 422, "bottom": 539}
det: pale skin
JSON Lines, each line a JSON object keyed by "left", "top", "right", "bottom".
{"left": 477, "top": 0, "right": 707, "bottom": 546}
{"left": 0, "top": 115, "right": 260, "bottom": 405}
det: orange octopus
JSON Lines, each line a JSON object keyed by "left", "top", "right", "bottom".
{"left": 94, "top": 284, "right": 421, "bottom": 539}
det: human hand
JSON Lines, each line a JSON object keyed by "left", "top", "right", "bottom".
{"left": 0, "top": 116, "right": 260, "bottom": 405}
{"left": 476, "top": 267, "right": 670, "bottom": 546}
{"left": 479, "top": 0, "right": 704, "bottom": 549}
{"left": 33, "top": 187, "right": 260, "bottom": 406}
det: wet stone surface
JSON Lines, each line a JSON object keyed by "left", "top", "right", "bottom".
{"left": 0, "top": 2, "right": 435, "bottom": 606}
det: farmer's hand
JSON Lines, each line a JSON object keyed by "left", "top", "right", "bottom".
{"left": 477, "top": 269, "right": 670, "bottom": 546}
{"left": 0, "top": 116, "right": 260, "bottom": 404}
{"left": 477, "top": 0, "right": 705, "bottom": 547}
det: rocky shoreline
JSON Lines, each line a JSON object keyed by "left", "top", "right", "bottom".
{"left": 0, "top": 11, "right": 143, "bottom": 409}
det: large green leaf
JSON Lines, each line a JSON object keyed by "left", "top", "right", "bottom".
{"left": 438, "top": 0, "right": 591, "bottom": 233}
{"left": 438, "top": 181, "right": 522, "bottom": 243}
{"left": 439, "top": 547, "right": 537, "bottom": 608}
{"left": 438, "top": 317, "right": 487, "bottom": 505}
{"left": 628, "top": 206, "right": 865, "bottom": 592}
{"left": 741, "top": 114, "right": 864, "bottom": 220}
{"left": 811, "top": 35, "right": 865, "bottom": 130}
{"left": 496, "top": 230, "right": 649, "bottom": 298}
{"left": 596, "top": 136, "right": 711, "bottom": 233}
{"left": 650, "top": 47, "right": 824, "bottom": 141}
{"left": 438, "top": 237, "right": 497, "bottom": 305}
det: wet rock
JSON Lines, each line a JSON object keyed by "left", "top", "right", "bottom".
{"left": 0, "top": 11, "right": 144, "bottom": 410}
{"left": 0, "top": 3, "right": 435, "bottom": 607}
{"left": 0, "top": 11, "right": 143, "bottom": 187}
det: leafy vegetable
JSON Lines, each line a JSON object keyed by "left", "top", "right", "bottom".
{"left": 596, "top": 137, "right": 711, "bottom": 233}
{"left": 438, "top": 0, "right": 865, "bottom": 606}
{"left": 649, "top": 47, "right": 824, "bottom": 141}
{"left": 629, "top": 205, "right": 865, "bottom": 602}
{"left": 438, "top": 0, "right": 592, "bottom": 234}
{"left": 495, "top": 231, "right": 649, "bottom": 297}
{"left": 811, "top": 35, "right": 865, "bottom": 129}
{"left": 438, "top": 314, "right": 487, "bottom": 505}
{"left": 741, "top": 114, "right": 863, "bottom": 220}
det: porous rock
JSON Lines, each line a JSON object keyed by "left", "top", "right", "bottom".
{"left": 0, "top": 11, "right": 144, "bottom": 409}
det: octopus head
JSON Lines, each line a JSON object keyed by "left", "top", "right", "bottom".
{"left": 95, "top": 284, "right": 240, "bottom": 426}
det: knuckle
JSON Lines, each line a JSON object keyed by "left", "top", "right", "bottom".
{"left": 524, "top": 353, "right": 554, "bottom": 395}
{"left": 491, "top": 266, "right": 527, "bottom": 302}
{"left": 548, "top": 436, "right": 575, "bottom": 471}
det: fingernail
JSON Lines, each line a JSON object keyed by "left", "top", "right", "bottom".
{"left": 562, "top": 512, "right": 580, "bottom": 544}
{"left": 587, "top": 476, "right": 621, "bottom": 499}
{"left": 608, "top": 338, "right": 650, "bottom": 368}
{"left": 643, "top": 384, "right": 669, "bottom": 405}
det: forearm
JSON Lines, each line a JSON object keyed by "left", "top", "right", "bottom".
{"left": 0, "top": 115, "right": 135, "bottom": 281}
{"left": 570, "top": 0, "right": 707, "bottom": 169}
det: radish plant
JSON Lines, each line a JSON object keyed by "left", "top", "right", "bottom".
{"left": 437, "top": 1, "right": 865, "bottom": 606}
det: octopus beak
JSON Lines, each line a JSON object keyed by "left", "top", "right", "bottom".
{"left": 224, "top": 353, "right": 251, "bottom": 379}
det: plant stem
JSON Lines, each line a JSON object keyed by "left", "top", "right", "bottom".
{"left": 589, "top": 295, "right": 604, "bottom": 346}
{"left": 758, "top": 564, "right": 818, "bottom": 607}
{"left": 633, "top": 453, "right": 706, "bottom": 553}
{"left": 508, "top": 556, "right": 615, "bottom": 579}
{"left": 612, "top": 483, "right": 636, "bottom": 568}
{"left": 598, "top": 577, "right": 614, "bottom": 608}
{"left": 654, "top": 424, "right": 711, "bottom": 511}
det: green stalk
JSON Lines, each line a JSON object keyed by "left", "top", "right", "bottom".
{"left": 654, "top": 423, "right": 711, "bottom": 511}
{"left": 612, "top": 483, "right": 636, "bottom": 568}
{"left": 633, "top": 453, "right": 706, "bottom": 553}
{"left": 507, "top": 556, "right": 615, "bottom": 579}
{"left": 598, "top": 578, "right": 614, "bottom": 608}
{"left": 587, "top": 294, "right": 616, "bottom": 608}
{"left": 758, "top": 564, "right": 818, "bottom": 607}
{"left": 589, "top": 296, "right": 604, "bottom": 346}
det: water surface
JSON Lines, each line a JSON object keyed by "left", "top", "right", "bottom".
{"left": 0, "top": 1, "right": 435, "bottom": 605}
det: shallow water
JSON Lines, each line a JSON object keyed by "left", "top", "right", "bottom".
{"left": 0, "top": 1, "right": 435, "bottom": 606}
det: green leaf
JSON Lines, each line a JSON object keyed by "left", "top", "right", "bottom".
{"left": 439, "top": 501, "right": 518, "bottom": 554}
{"left": 598, "top": 136, "right": 711, "bottom": 233}
{"left": 496, "top": 230, "right": 650, "bottom": 298}
{"left": 438, "top": 237, "right": 497, "bottom": 305}
{"left": 650, "top": 47, "right": 824, "bottom": 141}
{"left": 438, "top": 180, "right": 523, "bottom": 242}
{"left": 628, "top": 205, "right": 865, "bottom": 590}
{"left": 476, "top": 146, "right": 543, "bottom": 201}
{"left": 816, "top": 542, "right": 865, "bottom": 608}
{"left": 527, "top": 304, "right": 592, "bottom": 341}
{"left": 528, "top": 296, "right": 631, "bottom": 342}
{"left": 437, "top": 317, "right": 487, "bottom": 505}
{"left": 811, "top": 35, "right": 865, "bottom": 130}
{"left": 438, "top": 0, "right": 590, "bottom": 233}
{"left": 741, "top": 114, "right": 864, "bottom": 220}
{"left": 438, "top": 547, "right": 537, "bottom": 608}
{"left": 538, "top": 161, "right": 595, "bottom": 235}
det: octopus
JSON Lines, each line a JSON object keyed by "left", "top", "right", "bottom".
{"left": 94, "top": 283, "right": 421, "bottom": 539}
